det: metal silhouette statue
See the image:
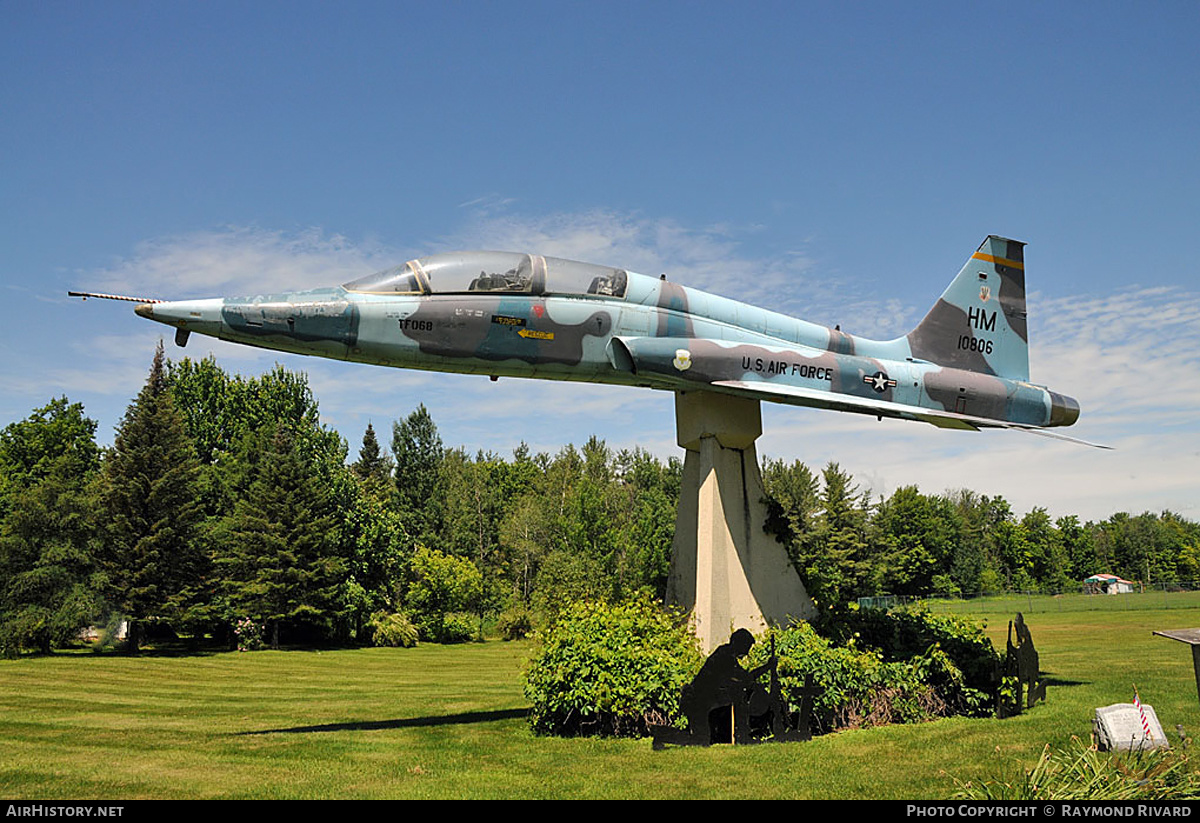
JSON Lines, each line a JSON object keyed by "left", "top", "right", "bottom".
{"left": 999, "top": 612, "right": 1047, "bottom": 717}
{"left": 651, "top": 630, "right": 816, "bottom": 747}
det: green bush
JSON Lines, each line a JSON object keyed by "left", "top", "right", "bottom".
{"left": 932, "top": 574, "right": 962, "bottom": 598}
{"left": 496, "top": 604, "right": 533, "bottom": 641}
{"left": 523, "top": 597, "right": 702, "bottom": 737}
{"left": 747, "top": 624, "right": 945, "bottom": 734}
{"left": 406, "top": 546, "right": 483, "bottom": 643}
{"left": 524, "top": 601, "right": 1000, "bottom": 740}
{"left": 439, "top": 612, "right": 477, "bottom": 644}
{"left": 365, "top": 611, "right": 419, "bottom": 648}
{"left": 823, "top": 604, "right": 1000, "bottom": 716}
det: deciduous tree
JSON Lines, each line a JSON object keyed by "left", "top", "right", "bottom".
{"left": 0, "top": 399, "right": 103, "bottom": 653}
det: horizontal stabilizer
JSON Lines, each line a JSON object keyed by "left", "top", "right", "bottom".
{"left": 712, "top": 379, "right": 1111, "bottom": 449}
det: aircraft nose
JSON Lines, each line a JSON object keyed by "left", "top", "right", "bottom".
{"left": 1048, "top": 391, "right": 1080, "bottom": 427}
{"left": 133, "top": 298, "right": 224, "bottom": 338}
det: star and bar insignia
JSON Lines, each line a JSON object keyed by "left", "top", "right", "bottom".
{"left": 864, "top": 371, "right": 897, "bottom": 393}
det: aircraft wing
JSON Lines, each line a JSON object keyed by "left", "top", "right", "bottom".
{"left": 711, "top": 379, "right": 1112, "bottom": 449}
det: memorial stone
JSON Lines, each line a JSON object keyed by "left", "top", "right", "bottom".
{"left": 1093, "top": 703, "right": 1169, "bottom": 751}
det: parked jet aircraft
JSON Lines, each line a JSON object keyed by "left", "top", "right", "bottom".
{"left": 72, "top": 235, "right": 1102, "bottom": 446}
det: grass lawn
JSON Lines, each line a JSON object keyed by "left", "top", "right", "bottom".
{"left": 3, "top": 605, "right": 1200, "bottom": 799}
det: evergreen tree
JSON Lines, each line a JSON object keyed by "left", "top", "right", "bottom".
{"left": 761, "top": 457, "right": 821, "bottom": 574}
{"left": 392, "top": 404, "right": 444, "bottom": 541}
{"left": 352, "top": 422, "right": 394, "bottom": 491}
{"left": 342, "top": 423, "right": 406, "bottom": 636}
{"left": 761, "top": 458, "right": 875, "bottom": 605}
{"left": 812, "top": 462, "right": 871, "bottom": 605}
{"left": 95, "top": 343, "right": 205, "bottom": 650}
{"left": 212, "top": 427, "right": 345, "bottom": 647}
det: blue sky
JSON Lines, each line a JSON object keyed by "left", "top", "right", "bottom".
{"left": 3, "top": 1, "right": 1198, "bottom": 521}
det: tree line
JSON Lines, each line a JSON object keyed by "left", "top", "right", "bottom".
{"left": 760, "top": 461, "right": 1200, "bottom": 609}
{"left": 2, "top": 346, "right": 1197, "bottom": 653}
{"left": 0, "top": 346, "right": 676, "bottom": 652}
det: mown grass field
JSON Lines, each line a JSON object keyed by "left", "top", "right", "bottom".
{"left": 3, "top": 602, "right": 1200, "bottom": 799}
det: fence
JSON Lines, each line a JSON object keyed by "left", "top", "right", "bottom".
{"left": 859, "top": 582, "right": 1200, "bottom": 617}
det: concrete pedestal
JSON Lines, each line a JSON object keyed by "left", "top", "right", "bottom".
{"left": 666, "top": 391, "right": 816, "bottom": 653}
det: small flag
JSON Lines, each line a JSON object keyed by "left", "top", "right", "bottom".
{"left": 1134, "top": 684, "right": 1153, "bottom": 741}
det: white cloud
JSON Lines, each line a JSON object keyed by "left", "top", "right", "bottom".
{"left": 85, "top": 226, "right": 403, "bottom": 298}
{"left": 1034, "top": 287, "right": 1200, "bottom": 426}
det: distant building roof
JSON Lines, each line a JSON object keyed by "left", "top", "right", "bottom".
{"left": 1084, "top": 573, "right": 1136, "bottom": 585}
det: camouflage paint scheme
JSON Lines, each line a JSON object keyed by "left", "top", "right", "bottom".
{"left": 129, "top": 236, "right": 1094, "bottom": 445}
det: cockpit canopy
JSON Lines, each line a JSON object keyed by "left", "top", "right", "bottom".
{"left": 344, "top": 252, "right": 628, "bottom": 299}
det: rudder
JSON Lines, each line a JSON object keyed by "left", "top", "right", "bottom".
{"left": 906, "top": 235, "right": 1029, "bottom": 381}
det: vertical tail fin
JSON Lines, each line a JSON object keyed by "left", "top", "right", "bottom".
{"left": 906, "top": 235, "right": 1029, "bottom": 381}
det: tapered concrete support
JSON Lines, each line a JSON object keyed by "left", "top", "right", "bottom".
{"left": 666, "top": 391, "right": 816, "bottom": 653}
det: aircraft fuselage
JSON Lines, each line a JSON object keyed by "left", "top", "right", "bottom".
{"left": 128, "top": 238, "right": 1085, "bottom": 441}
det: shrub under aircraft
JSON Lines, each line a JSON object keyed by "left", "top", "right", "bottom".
{"left": 72, "top": 235, "right": 1101, "bottom": 447}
